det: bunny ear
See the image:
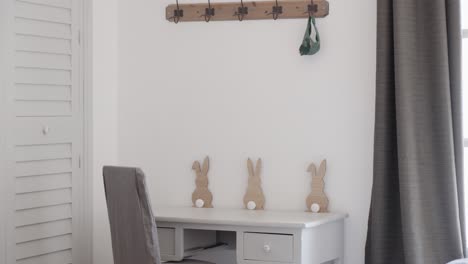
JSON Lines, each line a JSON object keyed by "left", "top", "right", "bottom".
{"left": 192, "top": 160, "right": 201, "bottom": 173}
{"left": 318, "top": 159, "right": 327, "bottom": 178}
{"left": 247, "top": 158, "right": 254, "bottom": 177}
{"left": 255, "top": 159, "right": 262, "bottom": 177}
{"left": 307, "top": 163, "right": 317, "bottom": 176}
{"left": 201, "top": 156, "right": 210, "bottom": 176}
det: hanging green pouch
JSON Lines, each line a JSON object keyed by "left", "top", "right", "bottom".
{"left": 299, "top": 16, "right": 320, "bottom": 56}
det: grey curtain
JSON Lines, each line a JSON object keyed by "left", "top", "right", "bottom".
{"left": 366, "top": 0, "right": 466, "bottom": 263}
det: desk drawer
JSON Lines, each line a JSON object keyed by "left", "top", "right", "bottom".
{"left": 158, "top": 227, "right": 175, "bottom": 255}
{"left": 243, "top": 232, "right": 293, "bottom": 262}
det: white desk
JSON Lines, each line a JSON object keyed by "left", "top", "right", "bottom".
{"left": 155, "top": 207, "right": 347, "bottom": 264}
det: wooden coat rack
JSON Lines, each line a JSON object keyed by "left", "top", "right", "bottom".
{"left": 166, "top": 0, "right": 329, "bottom": 23}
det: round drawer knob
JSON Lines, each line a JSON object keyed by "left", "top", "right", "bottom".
{"left": 42, "top": 126, "right": 50, "bottom": 135}
{"left": 263, "top": 244, "right": 271, "bottom": 253}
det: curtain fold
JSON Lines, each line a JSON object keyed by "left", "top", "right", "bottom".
{"left": 365, "top": 0, "right": 465, "bottom": 263}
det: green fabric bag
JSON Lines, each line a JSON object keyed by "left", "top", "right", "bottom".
{"left": 299, "top": 16, "right": 320, "bottom": 56}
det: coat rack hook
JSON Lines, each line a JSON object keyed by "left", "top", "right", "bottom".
{"left": 235, "top": 0, "right": 248, "bottom": 21}
{"left": 268, "top": 0, "right": 282, "bottom": 20}
{"left": 306, "top": 0, "right": 318, "bottom": 16}
{"left": 170, "top": 0, "right": 183, "bottom": 23}
{"left": 202, "top": 0, "right": 215, "bottom": 22}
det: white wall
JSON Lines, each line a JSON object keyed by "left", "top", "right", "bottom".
{"left": 92, "top": 0, "right": 119, "bottom": 263}
{"left": 93, "top": 0, "right": 377, "bottom": 263}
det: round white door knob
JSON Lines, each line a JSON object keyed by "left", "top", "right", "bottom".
{"left": 247, "top": 201, "right": 257, "bottom": 210}
{"left": 42, "top": 126, "right": 50, "bottom": 135}
{"left": 263, "top": 245, "right": 271, "bottom": 253}
{"left": 311, "top": 203, "right": 320, "bottom": 213}
{"left": 195, "top": 199, "right": 205, "bottom": 208}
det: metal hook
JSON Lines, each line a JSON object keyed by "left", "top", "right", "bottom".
{"left": 268, "top": 0, "right": 282, "bottom": 20}
{"left": 235, "top": 0, "right": 248, "bottom": 21}
{"left": 169, "top": 0, "right": 183, "bottom": 24}
{"left": 306, "top": 0, "right": 318, "bottom": 17}
{"left": 202, "top": 0, "right": 215, "bottom": 22}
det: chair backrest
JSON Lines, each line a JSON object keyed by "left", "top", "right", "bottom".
{"left": 103, "top": 166, "right": 161, "bottom": 264}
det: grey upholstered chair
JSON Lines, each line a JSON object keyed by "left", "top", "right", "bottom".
{"left": 103, "top": 166, "right": 214, "bottom": 264}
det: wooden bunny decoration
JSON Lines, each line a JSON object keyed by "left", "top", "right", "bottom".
{"left": 306, "top": 159, "right": 329, "bottom": 213}
{"left": 192, "top": 156, "right": 213, "bottom": 208}
{"left": 243, "top": 158, "right": 265, "bottom": 210}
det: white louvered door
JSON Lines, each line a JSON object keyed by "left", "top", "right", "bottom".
{"left": 1, "top": 0, "right": 87, "bottom": 263}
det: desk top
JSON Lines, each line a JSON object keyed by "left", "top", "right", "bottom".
{"left": 154, "top": 207, "right": 347, "bottom": 229}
